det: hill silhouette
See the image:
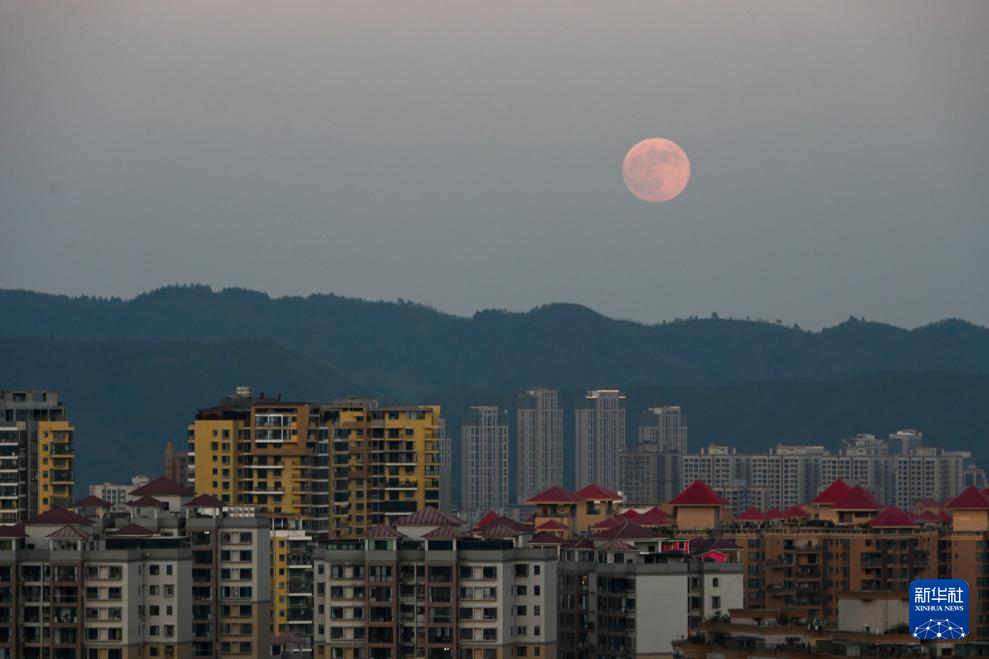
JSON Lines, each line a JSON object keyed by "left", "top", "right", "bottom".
{"left": 2, "top": 286, "right": 989, "bottom": 397}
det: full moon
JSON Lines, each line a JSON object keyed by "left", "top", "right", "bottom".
{"left": 622, "top": 138, "right": 691, "bottom": 203}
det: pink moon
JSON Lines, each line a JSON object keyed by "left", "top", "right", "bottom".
{"left": 622, "top": 138, "right": 691, "bottom": 203}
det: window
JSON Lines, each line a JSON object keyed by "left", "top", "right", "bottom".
{"left": 713, "top": 577, "right": 719, "bottom": 587}
{"left": 150, "top": 565, "right": 160, "bottom": 576}
{"left": 533, "top": 565, "right": 540, "bottom": 576}
{"left": 516, "top": 606, "right": 527, "bottom": 616}
{"left": 712, "top": 596, "right": 722, "bottom": 610}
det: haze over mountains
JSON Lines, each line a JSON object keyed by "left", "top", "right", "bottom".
{"left": 2, "top": 285, "right": 988, "bottom": 490}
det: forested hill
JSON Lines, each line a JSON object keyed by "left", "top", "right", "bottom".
{"left": 2, "top": 286, "right": 988, "bottom": 397}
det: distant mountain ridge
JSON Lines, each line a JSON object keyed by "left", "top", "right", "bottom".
{"left": 1, "top": 335, "right": 986, "bottom": 495}
{"left": 2, "top": 285, "right": 988, "bottom": 398}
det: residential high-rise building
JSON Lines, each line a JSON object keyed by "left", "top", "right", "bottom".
{"left": 0, "top": 489, "right": 272, "bottom": 659}
{"left": 517, "top": 389, "right": 564, "bottom": 504}
{"left": 0, "top": 390, "right": 75, "bottom": 523}
{"left": 460, "top": 406, "right": 509, "bottom": 514}
{"left": 313, "top": 516, "right": 559, "bottom": 659}
{"left": 438, "top": 418, "right": 453, "bottom": 512}
{"left": 637, "top": 405, "right": 687, "bottom": 453}
{"left": 574, "top": 389, "right": 626, "bottom": 492}
{"left": 163, "top": 437, "right": 191, "bottom": 486}
{"left": 679, "top": 432, "right": 974, "bottom": 514}
{"left": 189, "top": 390, "right": 443, "bottom": 642}
{"left": 619, "top": 405, "right": 688, "bottom": 503}
{"left": 557, "top": 527, "right": 743, "bottom": 659}
{"left": 325, "top": 399, "right": 443, "bottom": 538}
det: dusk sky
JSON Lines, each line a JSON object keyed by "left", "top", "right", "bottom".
{"left": 1, "top": 1, "right": 987, "bottom": 328}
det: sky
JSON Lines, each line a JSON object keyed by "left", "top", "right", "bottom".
{"left": 1, "top": 1, "right": 987, "bottom": 329}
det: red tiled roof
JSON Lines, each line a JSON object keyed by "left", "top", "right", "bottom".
{"left": 670, "top": 480, "right": 726, "bottom": 506}
{"left": 74, "top": 495, "right": 112, "bottom": 508}
{"left": 765, "top": 508, "right": 787, "bottom": 520}
{"left": 423, "top": 526, "right": 461, "bottom": 539}
{"left": 535, "top": 519, "right": 569, "bottom": 530}
{"left": 361, "top": 524, "right": 406, "bottom": 539}
{"left": 811, "top": 479, "right": 852, "bottom": 505}
{"left": 526, "top": 486, "right": 579, "bottom": 504}
{"left": 937, "top": 510, "right": 953, "bottom": 523}
{"left": 833, "top": 485, "right": 881, "bottom": 510}
{"left": 529, "top": 532, "right": 567, "bottom": 545}
{"left": 619, "top": 509, "right": 641, "bottom": 519}
{"left": 476, "top": 522, "right": 528, "bottom": 539}
{"left": 866, "top": 506, "right": 918, "bottom": 528}
{"left": 919, "top": 510, "right": 940, "bottom": 523}
{"left": 26, "top": 507, "right": 93, "bottom": 526}
{"left": 574, "top": 484, "right": 622, "bottom": 501}
{"left": 735, "top": 506, "right": 766, "bottom": 521}
{"left": 634, "top": 507, "right": 673, "bottom": 526}
{"left": 472, "top": 516, "right": 529, "bottom": 533}
{"left": 476, "top": 511, "right": 499, "bottom": 527}
{"left": 782, "top": 505, "right": 810, "bottom": 518}
{"left": 591, "top": 517, "right": 623, "bottom": 530}
{"left": 111, "top": 523, "right": 155, "bottom": 536}
{"left": 127, "top": 495, "right": 166, "bottom": 509}
{"left": 185, "top": 494, "right": 225, "bottom": 509}
{"left": 130, "top": 477, "right": 194, "bottom": 497}
{"left": 916, "top": 497, "right": 941, "bottom": 507}
{"left": 592, "top": 521, "right": 660, "bottom": 541}
{"left": 0, "top": 524, "right": 25, "bottom": 538}
{"left": 47, "top": 525, "right": 92, "bottom": 539}
{"left": 946, "top": 486, "right": 989, "bottom": 510}
{"left": 563, "top": 538, "right": 596, "bottom": 550}
{"left": 596, "top": 539, "right": 634, "bottom": 552}
{"left": 398, "top": 507, "right": 465, "bottom": 526}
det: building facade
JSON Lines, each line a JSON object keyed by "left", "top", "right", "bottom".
{"left": 314, "top": 528, "right": 559, "bottom": 659}
{"left": 0, "top": 390, "right": 75, "bottom": 523}
{"left": 188, "top": 390, "right": 443, "bottom": 538}
{"left": 89, "top": 476, "right": 151, "bottom": 513}
{"left": 574, "top": 391, "right": 626, "bottom": 493}
{"left": 681, "top": 432, "right": 972, "bottom": 514}
{"left": 460, "top": 407, "right": 510, "bottom": 515}
{"left": 516, "top": 390, "right": 564, "bottom": 505}
{"left": 619, "top": 406, "right": 688, "bottom": 504}
{"left": 0, "top": 493, "right": 271, "bottom": 659}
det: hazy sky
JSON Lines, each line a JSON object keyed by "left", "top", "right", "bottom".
{"left": 2, "top": 1, "right": 987, "bottom": 328}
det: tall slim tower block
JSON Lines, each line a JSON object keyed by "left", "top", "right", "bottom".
{"left": 575, "top": 389, "right": 626, "bottom": 491}
{"left": 0, "top": 390, "right": 74, "bottom": 522}
{"left": 516, "top": 389, "right": 564, "bottom": 503}
{"left": 460, "top": 405, "right": 510, "bottom": 514}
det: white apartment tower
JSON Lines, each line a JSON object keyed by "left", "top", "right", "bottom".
{"left": 574, "top": 389, "right": 626, "bottom": 491}
{"left": 460, "top": 406, "right": 510, "bottom": 514}
{"left": 516, "top": 389, "right": 564, "bottom": 503}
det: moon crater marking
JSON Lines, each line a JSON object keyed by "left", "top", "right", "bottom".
{"left": 622, "top": 138, "right": 690, "bottom": 203}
